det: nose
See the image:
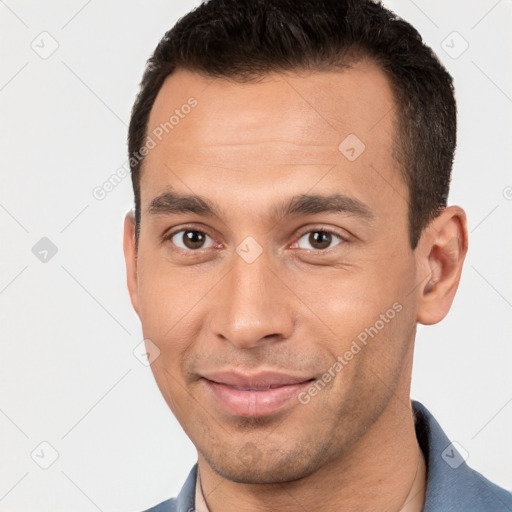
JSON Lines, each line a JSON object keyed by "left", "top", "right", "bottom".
{"left": 208, "top": 249, "right": 295, "bottom": 350}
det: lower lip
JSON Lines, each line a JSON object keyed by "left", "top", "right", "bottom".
{"left": 203, "top": 379, "right": 313, "bottom": 417}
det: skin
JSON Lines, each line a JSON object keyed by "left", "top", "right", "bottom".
{"left": 124, "top": 62, "right": 468, "bottom": 511}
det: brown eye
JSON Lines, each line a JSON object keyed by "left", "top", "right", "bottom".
{"left": 311, "top": 231, "right": 331, "bottom": 249}
{"left": 170, "top": 230, "right": 214, "bottom": 250}
{"left": 296, "top": 230, "right": 342, "bottom": 250}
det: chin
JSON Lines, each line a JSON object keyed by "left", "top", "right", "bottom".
{"left": 202, "top": 444, "right": 326, "bottom": 485}
{"left": 210, "top": 463, "right": 315, "bottom": 485}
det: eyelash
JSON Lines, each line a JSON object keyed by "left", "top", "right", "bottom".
{"left": 162, "top": 226, "right": 348, "bottom": 253}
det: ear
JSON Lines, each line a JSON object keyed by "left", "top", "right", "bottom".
{"left": 415, "top": 206, "right": 468, "bottom": 325}
{"left": 123, "top": 210, "right": 140, "bottom": 316}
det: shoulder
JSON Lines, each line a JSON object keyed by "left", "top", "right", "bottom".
{"left": 140, "top": 497, "right": 178, "bottom": 512}
{"left": 412, "top": 400, "right": 512, "bottom": 512}
{"left": 139, "top": 465, "right": 197, "bottom": 512}
{"left": 462, "top": 468, "right": 512, "bottom": 511}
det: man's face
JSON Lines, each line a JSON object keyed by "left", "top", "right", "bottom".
{"left": 126, "top": 63, "right": 422, "bottom": 483}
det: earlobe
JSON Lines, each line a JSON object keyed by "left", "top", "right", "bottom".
{"left": 123, "top": 210, "right": 140, "bottom": 316}
{"left": 416, "top": 206, "right": 468, "bottom": 325}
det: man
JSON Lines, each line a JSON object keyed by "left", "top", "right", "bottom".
{"left": 123, "top": 0, "right": 512, "bottom": 511}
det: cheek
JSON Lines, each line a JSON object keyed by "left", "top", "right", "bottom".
{"left": 135, "top": 258, "right": 198, "bottom": 362}
{"left": 136, "top": 247, "right": 202, "bottom": 328}
{"left": 290, "top": 259, "right": 415, "bottom": 371}
{"left": 292, "top": 267, "right": 395, "bottom": 331}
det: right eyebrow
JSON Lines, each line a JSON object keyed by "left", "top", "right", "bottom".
{"left": 147, "top": 190, "right": 221, "bottom": 218}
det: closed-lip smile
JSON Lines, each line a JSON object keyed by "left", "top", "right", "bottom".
{"left": 200, "top": 370, "right": 315, "bottom": 417}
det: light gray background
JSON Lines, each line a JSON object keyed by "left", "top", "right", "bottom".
{"left": 0, "top": 1, "right": 510, "bottom": 511}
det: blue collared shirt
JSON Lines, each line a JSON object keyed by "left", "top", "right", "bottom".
{"left": 143, "top": 401, "right": 512, "bottom": 511}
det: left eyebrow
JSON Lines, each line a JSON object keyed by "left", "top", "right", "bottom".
{"left": 274, "top": 193, "right": 374, "bottom": 221}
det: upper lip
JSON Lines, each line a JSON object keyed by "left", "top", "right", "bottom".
{"left": 201, "top": 370, "right": 314, "bottom": 390}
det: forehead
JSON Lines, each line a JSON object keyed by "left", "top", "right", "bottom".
{"left": 140, "top": 63, "right": 405, "bottom": 217}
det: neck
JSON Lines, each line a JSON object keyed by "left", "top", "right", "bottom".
{"left": 197, "top": 395, "right": 427, "bottom": 512}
